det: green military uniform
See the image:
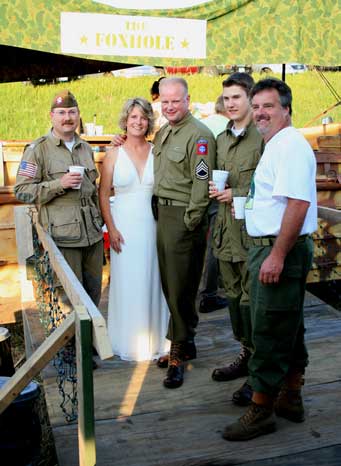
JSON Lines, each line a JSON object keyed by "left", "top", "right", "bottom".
{"left": 213, "top": 121, "right": 263, "bottom": 349}
{"left": 14, "top": 130, "right": 103, "bottom": 306}
{"left": 153, "top": 111, "right": 216, "bottom": 343}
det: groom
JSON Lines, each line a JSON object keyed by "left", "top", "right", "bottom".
{"left": 154, "top": 78, "right": 216, "bottom": 388}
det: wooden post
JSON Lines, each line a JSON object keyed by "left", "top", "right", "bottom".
{"left": 0, "top": 142, "right": 4, "bottom": 186}
{"left": 75, "top": 306, "right": 96, "bottom": 466}
{"left": 14, "top": 205, "right": 35, "bottom": 303}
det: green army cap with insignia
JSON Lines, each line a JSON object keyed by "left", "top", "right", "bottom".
{"left": 51, "top": 90, "right": 78, "bottom": 110}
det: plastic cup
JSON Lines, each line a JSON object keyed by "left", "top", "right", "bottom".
{"left": 233, "top": 196, "right": 247, "bottom": 219}
{"left": 212, "top": 170, "right": 229, "bottom": 192}
{"left": 85, "top": 122, "right": 95, "bottom": 136}
{"left": 69, "top": 165, "right": 85, "bottom": 189}
{"left": 95, "top": 125, "right": 103, "bottom": 136}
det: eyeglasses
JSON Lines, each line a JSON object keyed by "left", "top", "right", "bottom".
{"left": 52, "top": 109, "right": 78, "bottom": 117}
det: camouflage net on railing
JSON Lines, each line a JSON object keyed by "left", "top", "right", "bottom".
{"left": 31, "top": 215, "right": 78, "bottom": 423}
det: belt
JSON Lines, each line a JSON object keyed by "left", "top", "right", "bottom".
{"left": 158, "top": 197, "right": 187, "bottom": 207}
{"left": 249, "top": 234, "right": 308, "bottom": 247}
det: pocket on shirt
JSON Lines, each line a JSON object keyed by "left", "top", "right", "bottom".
{"left": 49, "top": 206, "right": 82, "bottom": 242}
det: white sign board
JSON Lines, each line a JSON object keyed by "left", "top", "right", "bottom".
{"left": 61, "top": 12, "right": 206, "bottom": 59}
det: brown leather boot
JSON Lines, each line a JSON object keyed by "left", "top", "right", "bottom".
{"left": 212, "top": 346, "right": 250, "bottom": 381}
{"left": 223, "top": 393, "right": 276, "bottom": 441}
{"left": 157, "top": 340, "right": 196, "bottom": 368}
{"left": 274, "top": 370, "right": 305, "bottom": 422}
{"left": 163, "top": 343, "right": 184, "bottom": 389}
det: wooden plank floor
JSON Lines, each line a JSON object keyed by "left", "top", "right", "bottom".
{"left": 30, "top": 287, "right": 341, "bottom": 466}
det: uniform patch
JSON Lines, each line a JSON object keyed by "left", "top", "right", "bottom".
{"left": 18, "top": 160, "right": 37, "bottom": 178}
{"left": 195, "top": 160, "right": 209, "bottom": 180}
{"left": 196, "top": 138, "right": 208, "bottom": 156}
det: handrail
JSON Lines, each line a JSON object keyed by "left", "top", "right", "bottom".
{"left": 0, "top": 205, "right": 113, "bottom": 466}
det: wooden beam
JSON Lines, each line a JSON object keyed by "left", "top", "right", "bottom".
{"left": 318, "top": 205, "right": 341, "bottom": 224}
{"left": 13, "top": 205, "right": 35, "bottom": 303}
{"left": 33, "top": 214, "right": 112, "bottom": 361}
{"left": 76, "top": 306, "right": 96, "bottom": 466}
{"left": 0, "top": 312, "right": 75, "bottom": 414}
{"left": 0, "top": 142, "right": 4, "bottom": 186}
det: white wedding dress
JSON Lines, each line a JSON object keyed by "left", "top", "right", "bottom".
{"left": 107, "top": 144, "right": 170, "bottom": 361}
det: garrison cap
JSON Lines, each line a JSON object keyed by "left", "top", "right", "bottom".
{"left": 51, "top": 90, "right": 78, "bottom": 110}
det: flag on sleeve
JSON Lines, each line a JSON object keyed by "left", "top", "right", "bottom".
{"left": 18, "top": 160, "right": 38, "bottom": 178}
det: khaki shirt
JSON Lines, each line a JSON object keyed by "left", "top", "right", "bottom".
{"left": 153, "top": 112, "right": 216, "bottom": 230}
{"left": 213, "top": 121, "right": 263, "bottom": 262}
{"left": 14, "top": 130, "right": 103, "bottom": 247}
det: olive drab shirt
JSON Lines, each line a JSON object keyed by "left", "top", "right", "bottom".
{"left": 14, "top": 130, "right": 103, "bottom": 248}
{"left": 213, "top": 121, "right": 263, "bottom": 262}
{"left": 153, "top": 112, "right": 216, "bottom": 231}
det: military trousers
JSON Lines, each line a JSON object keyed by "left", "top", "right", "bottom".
{"left": 59, "top": 239, "right": 104, "bottom": 307}
{"left": 248, "top": 236, "right": 314, "bottom": 396}
{"left": 219, "top": 260, "right": 252, "bottom": 349}
{"left": 157, "top": 205, "right": 207, "bottom": 343}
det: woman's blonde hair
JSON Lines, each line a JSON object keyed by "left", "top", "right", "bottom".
{"left": 119, "top": 97, "right": 155, "bottom": 136}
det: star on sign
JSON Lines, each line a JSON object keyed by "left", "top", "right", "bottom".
{"left": 80, "top": 35, "right": 88, "bottom": 45}
{"left": 181, "top": 39, "right": 189, "bottom": 49}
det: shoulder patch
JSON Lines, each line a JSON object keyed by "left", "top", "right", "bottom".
{"left": 196, "top": 138, "right": 208, "bottom": 156}
{"left": 195, "top": 159, "right": 209, "bottom": 180}
{"left": 18, "top": 160, "right": 38, "bottom": 178}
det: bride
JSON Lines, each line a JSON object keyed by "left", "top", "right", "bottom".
{"left": 99, "top": 97, "right": 169, "bottom": 361}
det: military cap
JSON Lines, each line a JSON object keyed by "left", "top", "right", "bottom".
{"left": 51, "top": 90, "right": 78, "bottom": 110}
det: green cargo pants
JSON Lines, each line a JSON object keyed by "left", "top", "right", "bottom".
{"left": 157, "top": 205, "right": 207, "bottom": 343}
{"left": 59, "top": 239, "right": 104, "bottom": 307}
{"left": 219, "top": 260, "right": 252, "bottom": 350}
{"left": 248, "top": 236, "right": 313, "bottom": 396}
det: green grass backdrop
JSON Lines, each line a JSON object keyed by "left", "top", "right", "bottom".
{"left": 0, "top": 71, "right": 340, "bottom": 139}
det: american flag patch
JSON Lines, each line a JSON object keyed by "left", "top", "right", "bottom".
{"left": 18, "top": 160, "right": 38, "bottom": 178}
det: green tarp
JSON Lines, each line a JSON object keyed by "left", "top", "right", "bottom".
{"left": 0, "top": 0, "right": 340, "bottom": 69}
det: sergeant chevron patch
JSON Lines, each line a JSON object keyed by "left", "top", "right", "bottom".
{"left": 195, "top": 160, "right": 209, "bottom": 180}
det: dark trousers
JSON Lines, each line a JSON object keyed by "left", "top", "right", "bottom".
{"left": 157, "top": 205, "right": 207, "bottom": 343}
{"left": 59, "top": 240, "right": 104, "bottom": 307}
{"left": 199, "top": 204, "right": 220, "bottom": 299}
{"left": 248, "top": 237, "right": 313, "bottom": 396}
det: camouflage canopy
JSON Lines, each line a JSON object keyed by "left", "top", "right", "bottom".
{"left": 0, "top": 0, "right": 340, "bottom": 81}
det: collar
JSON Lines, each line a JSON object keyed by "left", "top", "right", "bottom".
{"left": 225, "top": 119, "right": 255, "bottom": 138}
{"left": 168, "top": 111, "right": 193, "bottom": 135}
{"left": 48, "top": 128, "right": 83, "bottom": 148}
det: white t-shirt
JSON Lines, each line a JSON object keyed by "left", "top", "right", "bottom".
{"left": 245, "top": 126, "right": 317, "bottom": 237}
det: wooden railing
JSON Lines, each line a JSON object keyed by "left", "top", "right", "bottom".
{"left": 0, "top": 205, "right": 113, "bottom": 466}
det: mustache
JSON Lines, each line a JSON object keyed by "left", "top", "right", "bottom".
{"left": 255, "top": 115, "right": 270, "bottom": 121}
{"left": 62, "top": 121, "right": 74, "bottom": 125}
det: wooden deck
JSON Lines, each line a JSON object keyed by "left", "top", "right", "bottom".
{"left": 26, "top": 287, "right": 341, "bottom": 466}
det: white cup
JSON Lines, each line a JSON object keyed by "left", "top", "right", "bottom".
{"left": 95, "top": 125, "right": 103, "bottom": 136}
{"left": 85, "top": 122, "right": 96, "bottom": 136}
{"left": 233, "top": 196, "right": 247, "bottom": 219}
{"left": 212, "top": 169, "right": 229, "bottom": 192}
{"left": 69, "top": 165, "right": 85, "bottom": 189}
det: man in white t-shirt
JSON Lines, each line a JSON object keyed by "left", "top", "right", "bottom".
{"left": 223, "top": 78, "right": 317, "bottom": 441}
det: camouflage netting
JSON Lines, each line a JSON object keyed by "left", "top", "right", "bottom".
{"left": 0, "top": 0, "right": 340, "bottom": 66}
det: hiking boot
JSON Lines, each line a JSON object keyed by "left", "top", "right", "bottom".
{"left": 274, "top": 389, "right": 304, "bottom": 422}
{"left": 157, "top": 341, "right": 196, "bottom": 368}
{"left": 212, "top": 347, "right": 250, "bottom": 381}
{"left": 274, "top": 370, "right": 305, "bottom": 422}
{"left": 163, "top": 342, "right": 185, "bottom": 389}
{"left": 232, "top": 381, "right": 253, "bottom": 406}
{"left": 223, "top": 402, "right": 276, "bottom": 441}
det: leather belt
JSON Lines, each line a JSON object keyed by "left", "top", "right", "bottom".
{"left": 158, "top": 197, "right": 187, "bottom": 207}
{"left": 249, "top": 234, "right": 308, "bottom": 247}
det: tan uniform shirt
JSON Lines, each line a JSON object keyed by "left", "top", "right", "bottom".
{"left": 153, "top": 112, "right": 216, "bottom": 231}
{"left": 213, "top": 121, "right": 263, "bottom": 262}
{"left": 14, "top": 130, "right": 103, "bottom": 247}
